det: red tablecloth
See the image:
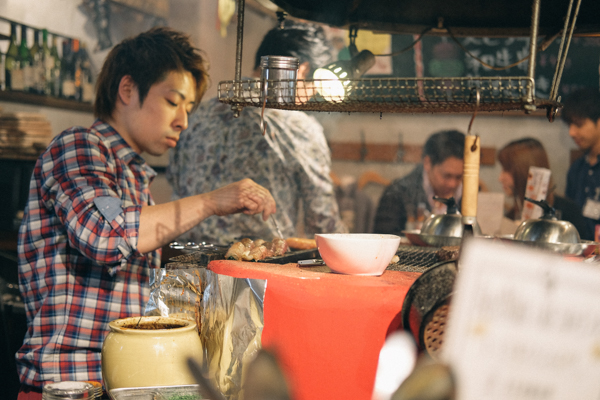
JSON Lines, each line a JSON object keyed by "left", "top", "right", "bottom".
{"left": 208, "top": 260, "right": 420, "bottom": 400}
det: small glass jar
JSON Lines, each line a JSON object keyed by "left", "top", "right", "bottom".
{"left": 42, "top": 381, "right": 97, "bottom": 400}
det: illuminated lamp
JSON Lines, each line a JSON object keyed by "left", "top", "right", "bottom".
{"left": 313, "top": 48, "right": 376, "bottom": 101}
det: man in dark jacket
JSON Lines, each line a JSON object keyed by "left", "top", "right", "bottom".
{"left": 374, "top": 130, "right": 465, "bottom": 234}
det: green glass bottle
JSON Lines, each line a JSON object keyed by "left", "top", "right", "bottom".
{"left": 29, "top": 29, "right": 43, "bottom": 93}
{"left": 49, "top": 34, "right": 61, "bottom": 97}
{"left": 42, "top": 29, "right": 52, "bottom": 95}
{"left": 18, "top": 24, "right": 32, "bottom": 91}
{"left": 5, "top": 23, "right": 19, "bottom": 90}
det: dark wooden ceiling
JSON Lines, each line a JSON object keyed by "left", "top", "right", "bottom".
{"left": 270, "top": 0, "right": 600, "bottom": 37}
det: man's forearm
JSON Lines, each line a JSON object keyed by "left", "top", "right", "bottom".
{"left": 137, "top": 194, "right": 212, "bottom": 254}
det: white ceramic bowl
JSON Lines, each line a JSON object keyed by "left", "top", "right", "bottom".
{"left": 315, "top": 233, "right": 401, "bottom": 276}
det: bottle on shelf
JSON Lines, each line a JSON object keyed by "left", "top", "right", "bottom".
{"left": 18, "top": 24, "right": 33, "bottom": 92}
{"left": 30, "top": 28, "right": 45, "bottom": 94}
{"left": 72, "top": 39, "right": 82, "bottom": 102}
{"left": 79, "top": 42, "right": 94, "bottom": 103}
{"left": 41, "top": 29, "right": 52, "bottom": 95}
{"left": 61, "top": 38, "right": 75, "bottom": 99}
{"left": 5, "top": 22, "right": 19, "bottom": 90}
{"left": 49, "top": 34, "right": 61, "bottom": 97}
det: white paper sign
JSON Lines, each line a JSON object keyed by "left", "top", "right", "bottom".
{"left": 442, "top": 238, "right": 600, "bottom": 400}
{"left": 477, "top": 192, "right": 505, "bottom": 235}
{"left": 521, "top": 166, "right": 551, "bottom": 221}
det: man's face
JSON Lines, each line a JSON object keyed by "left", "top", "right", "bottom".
{"left": 124, "top": 70, "right": 196, "bottom": 156}
{"left": 568, "top": 117, "right": 600, "bottom": 154}
{"left": 424, "top": 156, "right": 464, "bottom": 198}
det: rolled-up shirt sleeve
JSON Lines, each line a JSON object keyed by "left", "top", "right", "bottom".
{"left": 40, "top": 129, "right": 141, "bottom": 265}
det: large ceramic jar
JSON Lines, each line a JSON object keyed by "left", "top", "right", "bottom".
{"left": 101, "top": 316, "right": 203, "bottom": 392}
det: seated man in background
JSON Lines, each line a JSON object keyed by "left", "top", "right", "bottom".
{"left": 373, "top": 130, "right": 465, "bottom": 235}
{"left": 168, "top": 21, "right": 346, "bottom": 245}
{"left": 561, "top": 88, "right": 600, "bottom": 241}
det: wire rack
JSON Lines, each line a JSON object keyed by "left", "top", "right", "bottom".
{"left": 388, "top": 245, "right": 442, "bottom": 273}
{"left": 217, "top": 76, "right": 560, "bottom": 114}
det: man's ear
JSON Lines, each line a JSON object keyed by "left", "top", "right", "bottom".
{"left": 117, "top": 75, "right": 137, "bottom": 106}
{"left": 423, "top": 155, "right": 432, "bottom": 173}
{"left": 297, "top": 61, "right": 311, "bottom": 80}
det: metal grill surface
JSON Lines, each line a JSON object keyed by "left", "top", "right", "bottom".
{"left": 218, "top": 77, "right": 560, "bottom": 114}
{"left": 388, "top": 245, "right": 442, "bottom": 273}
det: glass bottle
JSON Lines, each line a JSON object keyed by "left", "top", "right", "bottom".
{"left": 60, "top": 38, "right": 74, "bottom": 99}
{"left": 72, "top": 39, "right": 82, "bottom": 101}
{"left": 79, "top": 42, "right": 94, "bottom": 103}
{"left": 18, "top": 24, "right": 32, "bottom": 91}
{"left": 4, "top": 23, "right": 19, "bottom": 90}
{"left": 29, "top": 29, "right": 44, "bottom": 94}
{"left": 49, "top": 34, "right": 61, "bottom": 97}
{"left": 42, "top": 29, "right": 52, "bottom": 95}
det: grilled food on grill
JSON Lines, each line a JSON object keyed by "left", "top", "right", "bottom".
{"left": 225, "top": 238, "right": 289, "bottom": 261}
{"left": 285, "top": 237, "right": 317, "bottom": 250}
{"left": 436, "top": 246, "right": 460, "bottom": 261}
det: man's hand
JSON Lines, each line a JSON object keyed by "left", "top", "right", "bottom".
{"left": 203, "top": 178, "right": 276, "bottom": 221}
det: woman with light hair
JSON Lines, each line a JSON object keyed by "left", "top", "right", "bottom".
{"left": 497, "top": 137, "right": 590, "bottom": 239}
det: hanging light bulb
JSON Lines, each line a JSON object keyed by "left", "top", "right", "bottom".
{"left": 313, "top": 49, "right": 376, "bottom": 101}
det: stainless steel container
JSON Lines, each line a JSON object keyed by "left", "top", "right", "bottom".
{"left": 42, "top": 381, "right": 98, "bottom": 400}
{"left": 514, "top": 197, "right": 580, "bottom": 244}
{"left": 260, "top": 55, "right": 299, "bottom": 103}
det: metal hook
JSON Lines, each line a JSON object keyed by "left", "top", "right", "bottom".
{"left": 467, "top": 87, "right": 480, "bottom": 136}
{"left": 260, "top": 80, "right": 267, "bottom": 136}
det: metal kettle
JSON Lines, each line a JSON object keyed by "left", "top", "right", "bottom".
{"left": 514, "top": 197, "right": 580, "bottom": 244}
{"left": 420, "top": 196, "right": 482, "bottom": 237}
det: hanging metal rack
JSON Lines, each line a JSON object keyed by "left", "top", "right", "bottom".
{"left": 218, "top": 0, "right": 581, "bottom": 122}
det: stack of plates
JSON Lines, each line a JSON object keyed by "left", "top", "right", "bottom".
{"left": 85, "top": 381, "right": 103, "bottom": 399}
{"left": 0, "top": 112, "right": 52, "bottom": 157}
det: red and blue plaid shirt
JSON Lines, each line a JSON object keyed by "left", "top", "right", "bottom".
{"left": 17, "top": 120, "right": 160, "bottom": 387}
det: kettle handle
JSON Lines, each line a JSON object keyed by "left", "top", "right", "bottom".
{"left": 432, "top": 196, "right": 459, "bottom": 214}
{"left": 524, "top": 197, "right": 556, "bottom": 219}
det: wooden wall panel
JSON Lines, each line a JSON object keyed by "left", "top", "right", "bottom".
{"left": 329, "top": 141, "right": 497, "bottom": 165}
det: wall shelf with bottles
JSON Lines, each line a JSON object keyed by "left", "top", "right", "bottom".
{"left": 0, "top": 89, "right": 93, "bottom": 112}
{"left": 0, "top": 16, "right": 95, "bottom": 112}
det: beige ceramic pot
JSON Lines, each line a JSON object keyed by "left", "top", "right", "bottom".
{"left": 101, "top": 316, "right": 203, "bottom": 392}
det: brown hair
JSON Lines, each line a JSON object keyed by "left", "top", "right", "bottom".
{"left": 497, "top": 138, "right": 555, "bottom": 219}
{"left": 94, "top": 27, "right": 209, "bottom": 121}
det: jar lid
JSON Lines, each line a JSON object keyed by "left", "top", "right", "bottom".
{"left": 42, "top": 381, "right": 96, "bottom": 399}
{"left": 260, "top": 55, "right": 299, "bottom": 70}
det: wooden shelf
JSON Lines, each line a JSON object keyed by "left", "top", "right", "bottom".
{"left": 0, "top": 90, "right": 94, "bottom": 113}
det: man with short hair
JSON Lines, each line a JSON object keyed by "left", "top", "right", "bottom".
{"left": 562, "top": 87, "right": 600, "bottom": 240}
{"left": 17, "top": 27, "right": 276, "bottom": 397}
{"left": 168, "top": 21, "right": 346, "bottom": 244}
{"left": 373, "top": 130, "right": 465, "bottom": 235}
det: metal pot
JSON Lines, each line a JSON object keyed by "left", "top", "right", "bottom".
{"left": 406, "top": 197, "right": 481, "bottom": 245}
{"left": 514, "top": 197, "right": 580, "bottom": 244}
{"left": 420, "top": 197, "right": 464, "bottom": 237}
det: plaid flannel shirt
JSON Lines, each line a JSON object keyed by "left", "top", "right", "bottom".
{"left": 16, "top": 120, "right": 160, "bottom": 387}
